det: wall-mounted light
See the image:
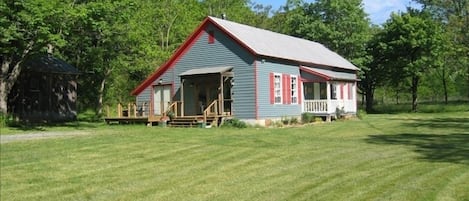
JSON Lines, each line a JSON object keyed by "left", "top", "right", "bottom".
{"left": 158, "top": 79, "right": 163, "bottom": 85}
{"left": 230, "top": 79, "right": 234, "bottom": 86}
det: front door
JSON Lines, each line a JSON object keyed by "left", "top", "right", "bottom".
{"left": 153, "top": 85, "right": 171, "bottom": 115}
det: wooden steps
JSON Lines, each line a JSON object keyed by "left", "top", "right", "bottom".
{"left": 169, "top": 116, "right": 219, "bottom": 128}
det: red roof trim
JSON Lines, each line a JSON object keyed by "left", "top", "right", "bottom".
{"left": 131, "top": 18, "right": 211, "bottom": 96}
{"left": 207, "top": 18, "right": 257, "bottom": 56}
{"left": 299, "top": 66, "right": 331, "bottom": 81}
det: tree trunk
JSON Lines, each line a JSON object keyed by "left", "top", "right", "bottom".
{"left": 96, "top": 69, "right": 111, "bottom": 116}
{"left": 365, "top": 87, "right": 374, "bottom": 113}
{"left": 442, "top": 72, "right": 448, "bottom": 104}
{"left": 411, "top": 75, "right": 419, "bottom": 112}
{"left": 1, "top": 59, "right": 22, "bottom": 114}
{"left": 0, "top": 80, "right": 8, "bottom": 115}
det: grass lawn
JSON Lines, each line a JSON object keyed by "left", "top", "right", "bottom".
{"left": 1, "top": 111, "right": 468, "bottom": 201}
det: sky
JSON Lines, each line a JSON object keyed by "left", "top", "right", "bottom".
{"left": 253, "top": 0, "right": 421, "bottom": 25}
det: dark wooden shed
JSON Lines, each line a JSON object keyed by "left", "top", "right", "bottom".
{"left": 8, "top": 54, "right": 80, "bottom": 122}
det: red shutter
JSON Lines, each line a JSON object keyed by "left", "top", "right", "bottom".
{"left": 297, "top": 75, "right": 302, "bottom": 104}
{"left": 269, "top": 73, "right": 274, "bottom": 104}
{"left": 340, "top": 83, "right": 344, "bottom": 100}
{"left": 348, "top": 83, "right": 353, "bottom": 100}
{"left": 287, "top": 75, "right": 292, "bottom": 104}
{"left": 282, "top": 74, "right": 287, "bottom": 104}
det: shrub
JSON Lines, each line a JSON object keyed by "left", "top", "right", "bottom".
{"left": 290, "top": 117, "right": 299, "bottom": 124}
{"left": 357, "top": 109, "right": 367, "bottom": 119}
{"left": 301, "top": 113, "right": 315, "bottom": 123}
{"left": 281, "top": 116, "right": 290, "bottom": 125}
{"left": 222, "top": 118, "right": 247, "bottom": 128}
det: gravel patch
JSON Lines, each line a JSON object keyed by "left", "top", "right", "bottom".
{"left": 0, "top": 131, "right": 90, "bottom": 144}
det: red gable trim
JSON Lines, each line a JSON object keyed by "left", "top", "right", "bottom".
{"left": 299, "top": 66, "right": 332, "bottom": 81}
{"left": 131, "top": 17, "right": 257, "bottom": 96}
{"left": 131, "top": 18, "right": 210, "bottom": 96}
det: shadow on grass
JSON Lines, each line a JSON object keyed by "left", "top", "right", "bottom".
{"left": 366, "top": 133, "right": 469, "bottom": 164}
{"left": 6, "top": 121, "right": 101, "bottom": 132}
{"left": 400, "top": 117, "right": 469, "bottom": 131}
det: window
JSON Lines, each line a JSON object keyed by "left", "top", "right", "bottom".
{"left": 208, "top": 31, "right": 215, "bottom": 44}
{"left": 274, "top": 74, "right": 282, "bottom": 104}
{"left": 291, "top": 76, "right": 298, "bottom": 104}
{"left": 331, "top": 83, "right": 337, "bottom": 100}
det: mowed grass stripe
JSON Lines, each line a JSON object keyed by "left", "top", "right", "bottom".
{"left": 436, "top": 169, "right": 469, "bottom": 201}
{"left": 287, "top": 146, "right": 412, "bottom": 200}
{"left": 2, "top": 112, "right": 469, "bottom": 201}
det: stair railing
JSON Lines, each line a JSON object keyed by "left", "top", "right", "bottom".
{"left": 203, "top": 100, "right": 218, "bottom": 124}
{"left": 165, "top": 101, "right": 181, "bottom": 118}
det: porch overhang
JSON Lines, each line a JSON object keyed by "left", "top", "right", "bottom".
{"left": 300, "top": 66, "right": 358, "bottom": 82}
{"left": 179, "top": 66, "right": 233, "bottom": 77}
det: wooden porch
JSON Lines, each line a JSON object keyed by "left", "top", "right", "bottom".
{"left": 104, "top": 99, "right": 232, "bottom": 127}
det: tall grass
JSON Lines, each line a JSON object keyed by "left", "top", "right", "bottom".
{"left": 367, "top": 101, "right": 469, "bottom": 114}
{"left": 1, "top": 112, "right": 469, "bottom": 200}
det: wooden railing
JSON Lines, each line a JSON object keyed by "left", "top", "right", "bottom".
{"left": 106, "top": 102, "right": 148, "bottom": 118}
{"left": 165, "top": 101, "right": 182, "bottom": 117}
{"left": 203, "top": 100, "right": 218, "bottom": 123}
{"left": 303, "top": 100, "right": 356, "bottom": 114}
{"left": 303, "top": 100, "right": 328, "bottom": 113}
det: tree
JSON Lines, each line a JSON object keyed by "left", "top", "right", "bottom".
{"left": 288, "top": 0, "right": 371, "bottom": 66}
{"left": 0, "top": 0, "right": 70, "bottom": 115}
{"left": 362, "top": 26, "right": 388, "bottom": 112}
{"left": 378, "top": 8, "right": 446, "bottom": 111}
{"left": 414, "top": 0, "right": 469, "bottom": 98}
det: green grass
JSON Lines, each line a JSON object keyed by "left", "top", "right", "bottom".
{"left": 1, "top": 112, "right": 469, "bottom": 200}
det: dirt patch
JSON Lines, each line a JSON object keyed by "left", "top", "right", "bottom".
{"left": 0, "top": 131, "right": 90, "bottom": 144}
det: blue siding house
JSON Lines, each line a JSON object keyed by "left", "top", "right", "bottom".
{"left": 131, "top": 16, "right": 358, "bottom": 126}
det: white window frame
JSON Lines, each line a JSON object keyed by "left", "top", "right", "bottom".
{"left": 290, "top": 75, "right": 298, "bottom": 104}
{"left": 274, "top": 73, "right": 282, "bottom": 104}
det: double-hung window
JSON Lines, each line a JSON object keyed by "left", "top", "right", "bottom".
{"left": 274, "top": 73, "right": 282, "bottom": 104}
{"left": 290, "top": 76, "right": 298, "bottom": 104}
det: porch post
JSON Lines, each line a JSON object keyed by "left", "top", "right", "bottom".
{"left": 181, "top": 79, "right": 184, "bottom": 117}
{"left": 219, "top": 74, "right": 224, "bottom": 115}
{"left": 326, "top": 81, "right": 331, "bottom": 114}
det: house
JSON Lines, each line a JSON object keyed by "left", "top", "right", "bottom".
{"left": 8, "top": 54, "right": 80, "bottom": 122}
{"left": 131, "top": 16, "right": 358, "bottom": 126}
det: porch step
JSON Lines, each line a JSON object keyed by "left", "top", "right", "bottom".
{"left": 169, "top": 116, "right": 219, "bottom": 128}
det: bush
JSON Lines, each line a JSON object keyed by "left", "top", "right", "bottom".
{"left": 357, "top": 109, "right": 367, "bottom": 119}
{"left": 222, "top": 118, "right": 247, "bottom": 128}
{"left": 290, "top": 117, "right": 298, "bottom": 124}
{"left": 301, "top": 113, "right": 315, "bottom": 123}
{"left": 281, "top": 116, "right": 290, "bottom": 125}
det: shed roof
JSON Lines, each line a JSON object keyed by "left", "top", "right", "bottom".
{"left": 23, "top": 55, "right": 80, "bottom": 75}
{"left": 180, "top": 66, "right": 233, "bottom": 76}
{"left": 300, "top": 66, "right": 358, "bottom": 81}
{"left": 209, "top": 17, "right": 358, "bottom": 70}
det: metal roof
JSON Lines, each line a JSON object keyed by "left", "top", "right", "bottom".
{"left": 301, "top": 66, "right": 358, "bottom": 81}
{"left": 23, "top": 55, "right": 80, "bottom": 74}
{"left": 180, "top": 66, "right": 233, "bottom": 76}
{"left": 209, "top": 16, "right": 358, "bottom": 71}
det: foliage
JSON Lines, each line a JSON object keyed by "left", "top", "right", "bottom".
{"left": 376, "top": 8, "right": 448, "bottom": 112}
{"left": 301, "top": 112, "right": 315, "bottom": 123}
{"left": 221, "top": 118, "right": 247, "bottom": 128}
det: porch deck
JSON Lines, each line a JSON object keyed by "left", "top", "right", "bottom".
{"left": 303, "top": 99, "right": 356, "bottom": 116}
{"left": 104, "top": 100, "right": 232, "bottom": 127}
